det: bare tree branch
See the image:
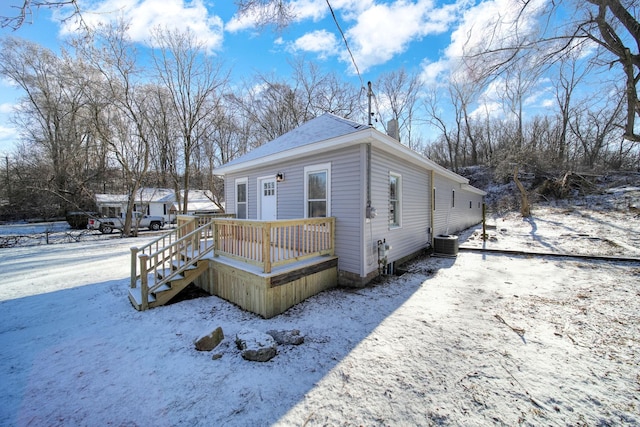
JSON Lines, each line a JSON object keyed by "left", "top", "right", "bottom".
{"left": 1, "top": 1, "right": 83, "bottom": 30}
{"left": 234, "top": 0, "right": 295, "bottom": 31}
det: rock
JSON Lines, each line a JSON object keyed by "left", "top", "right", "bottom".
{"left": 235, "top": 329, "right": 277, "bottom": 362}
{"left": 266, "top": 329, "right": 304, "bottom": 345}
{"left": 195, "top": 326, "right": 224, "bottom": 352}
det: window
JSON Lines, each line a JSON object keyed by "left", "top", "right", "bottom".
{"left": 263, "top": 180, "right": 275, "bottom": 196}
{"left": 304, "top": 163, "right": 331, "bottom": 217}
{"left": 452, "top": 190, "right": 455, "bottom": 208}
{"left": 470, "top": 201, "right": 472, "bottom": 209}
{"left": 389, "top": 173, "right": 401, "bottom": 228}
{"left": 236, "top": 178, "right": 248, "bottom": 219}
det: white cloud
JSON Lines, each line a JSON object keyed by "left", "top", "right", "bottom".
{"left": 0, "top": 124, "right": 19, "bottom": 155}
{"left": 423, "top": 0, "right": 546, "bottom": 85}
{"left": 60, "top": 0, "right": 224, "bottom": 53}
{"left": 0, "top": 103, "right": 15, "bottom": 114}
{"left": 420, "top": 59, "right": 448, "bottom": 87}
{"left": 291, "top": 30, "right": 338, "bottom": 59}
{"left": 343, "top": 0, "right": 462, "bottom": 73}
{"left": 0, "top": 124, "right": 16, "bottom": 137}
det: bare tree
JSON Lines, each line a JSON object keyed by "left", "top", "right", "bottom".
{"left": 75, "top": 21, "right": 154, "bottom": 236}
{"left": 376, "top": 68, "right": 423, "bottom": 150}
{"left": 151, "top": 27, "right": 229, "bottom": 214}
{"left": 0, "top": 37, "right": 99, "bottom": 214}
{"left": 144, "top": 84, "right": 180, "bottom": 189}
{"left": 424, "top": 88, "right": 463, "bottom": 171}
{"left": 290, "top": 58, "right": 361, "bottom": 119}
{"left": 570, "top": 91, "right": 625, "bottom": 168}
{"left": 468, "top": 0, "right": 640, "bottom": 142}
{"left": 552, "top": 53, "right": 590, "bottom": 166}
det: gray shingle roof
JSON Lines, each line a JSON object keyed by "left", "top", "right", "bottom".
{"left": 222, "top": 112, "right": 368, "bottom": 168}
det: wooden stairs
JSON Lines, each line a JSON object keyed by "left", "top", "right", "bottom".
{"left": 128, "top": 217, "right": 217, "bottom": 311}
{"left": 128, "top": 258, "right": 208, "bottom": 310}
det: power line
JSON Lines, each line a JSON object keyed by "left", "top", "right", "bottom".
{"left": 325, "top": 0, "right": 364, "bottom": 90}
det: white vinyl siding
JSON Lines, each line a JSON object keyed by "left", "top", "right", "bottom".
{"left": 224, "top": 146, "right": 362, "bottom": 276}
{"left": 223, "top": 143, "right": 482, "bottom": 281}
{"left": 366, "top": 146, "right": 430, "bottom": 275}
{"left": 433, "top": 175, "right": 484, "bottom": 236}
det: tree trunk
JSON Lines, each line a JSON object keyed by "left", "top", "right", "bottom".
{"left": 514, "top": 167, "right": 530, "bottom": 217}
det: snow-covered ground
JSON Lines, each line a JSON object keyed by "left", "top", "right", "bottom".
{"left": 1, "top": 203, "right": 639, "bottom": 426}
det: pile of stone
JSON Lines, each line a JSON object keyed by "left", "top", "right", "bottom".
{"left": 194, "top": 327, "right": 304, "bottom": 362}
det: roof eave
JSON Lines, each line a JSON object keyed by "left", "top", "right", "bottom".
{"left": 214, "top": 127, "right": 477, "bottom": 189}
{"left": 214, "top": 128, "right": 376, "bottom": 176}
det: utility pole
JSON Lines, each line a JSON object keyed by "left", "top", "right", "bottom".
{"left": 367, "top": 81, "right": 373, "bottom": 126}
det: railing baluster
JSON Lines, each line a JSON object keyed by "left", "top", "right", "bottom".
{"left": 139, "top": 254, "right": 149, "bottom": 311}
{"left": 130, "top": 247, "right": 138, "bottom": 288}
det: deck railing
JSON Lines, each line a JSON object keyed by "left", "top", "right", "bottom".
{"left": 130, "top": 214, "right": 234, "bottom": 289}
{"left": 212, "top": 217, "right": 335, "bottom": 273}
{"left": 130, "top": 219, "right": 196, "bottom": 289}
{"left": 131, "top": 215, "right": 335, "bottom": 308}
{"left": 131, "top": 218, "right": 220, "bottom": 310}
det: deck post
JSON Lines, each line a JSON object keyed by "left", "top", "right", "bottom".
{"left": 482, "top": 203, "right": 487, "bottom": 241}
{"left": 263, "top": 222, "right": 272, "bottom": 274}
{"left": 130, "top": 247, "right": 138, "bottom": 288}
{"left": 139, "top": 254, "right": 149, "bottom": 311}
{"left": 330, "top": 218, "right": 335, "bottom": 256}
{"left": 213, "top": 220, "right": 219, "bottom": 257}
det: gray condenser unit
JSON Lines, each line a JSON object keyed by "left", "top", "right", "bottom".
{"left": 433, "top": 235, "right": 459, "bottom": 257}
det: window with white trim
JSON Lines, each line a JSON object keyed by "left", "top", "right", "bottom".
{"left": 304, "top": 163, "right": 331, "bottom": 218}
{"left": 389, "top": 172, "right": 401, "bottom": 228}
{"left": 235, "top": 178, "right": 248, "bottom": 219}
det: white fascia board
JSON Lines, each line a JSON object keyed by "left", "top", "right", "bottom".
{"left": 461, "top": 183, "right": 487, "bottom": 196}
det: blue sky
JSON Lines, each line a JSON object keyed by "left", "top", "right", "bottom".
{"left": 0, "top": 0, "right": 545, "bottom": 154}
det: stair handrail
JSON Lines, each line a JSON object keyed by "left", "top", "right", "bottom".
{"left": 138, "top": 219, "right": 217, "bottom": 305}
{"left": 130, "top": 218, "right": 199, "bottom": 288}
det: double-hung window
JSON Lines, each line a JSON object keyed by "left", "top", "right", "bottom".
{"left": 235, "top": 178, "right": 248, "bottom": 219}
{"left": 304, "top": 163, "right": 331, "bottom": 218}
{"left": 389, "top": 172, "right": 401, "bottom": 228}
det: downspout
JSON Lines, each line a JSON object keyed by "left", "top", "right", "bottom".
{"left": 365, "top": 142, "right": 376, "bottom": 270}
{"left": 430, "top": 169, "right": 435, "bottom": 247}
{"left": 366, "top": 143, "right": 371, "bottom": 211}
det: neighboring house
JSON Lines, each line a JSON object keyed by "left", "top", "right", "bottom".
{"left": 164, "top": 190, "right": 223, "bottom": 222}
{"left": 95, "top": 188, "right": 220, "bottom": 224}
{"left": 214, "top": 113, "right": 486, "bottom": 286}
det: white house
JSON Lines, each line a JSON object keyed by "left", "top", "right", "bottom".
{"left": 214, "top": 113, "right": 486, "bottom": 286}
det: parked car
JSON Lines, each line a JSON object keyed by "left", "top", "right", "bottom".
{"left": 87, "top": 212, "right": 165, "bottom": 234}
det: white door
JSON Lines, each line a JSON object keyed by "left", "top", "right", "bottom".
{"left": 260, "top": 178, "right": 277, "bottom": 220}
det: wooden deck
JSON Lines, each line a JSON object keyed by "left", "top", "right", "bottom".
{"left": 129, "top": 216, "right": 337, "bottom": 317}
